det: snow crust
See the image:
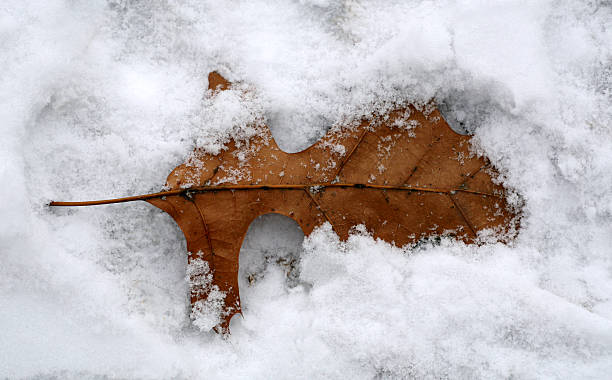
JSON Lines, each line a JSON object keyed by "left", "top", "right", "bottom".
{"left": 1, "top": 0, "right": 612, "bottom": 378}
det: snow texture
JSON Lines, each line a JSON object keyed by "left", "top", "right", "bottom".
{"left": 1, "top": 0, "right": 612, "bottom": 378}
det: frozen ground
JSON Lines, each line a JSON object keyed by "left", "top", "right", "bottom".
{"left": 1, "top": 0, "right": 612, "bottom": 378}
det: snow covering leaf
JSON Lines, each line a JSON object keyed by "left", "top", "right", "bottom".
{"left": 51, "top": 72, "right": 520, "bottom": 333}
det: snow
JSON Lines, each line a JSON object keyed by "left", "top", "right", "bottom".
{"left": 1, "top": 0, "right": 612, "bottom": 378}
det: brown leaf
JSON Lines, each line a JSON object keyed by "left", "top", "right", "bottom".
{"left": 148, "top": 73, "right": 519, "bottom": 332}
{"left": 50, "top": 72, "right": 520, "bottom": 333}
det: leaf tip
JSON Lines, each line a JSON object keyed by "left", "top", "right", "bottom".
{"left": 208, "top": 71, "right": 231, "bottom": 92}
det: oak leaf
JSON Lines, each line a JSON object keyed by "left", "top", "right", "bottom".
{"left": 51, "top": 72, "right": 520, "bottom": 333}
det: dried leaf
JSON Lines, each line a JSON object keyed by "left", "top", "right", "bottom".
{"left": 51, "top": 72, "right": 520, "bottom": 333}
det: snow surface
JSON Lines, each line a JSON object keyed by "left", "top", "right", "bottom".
{"left": 2, "top": 0, "right": 612, "bottom": 378}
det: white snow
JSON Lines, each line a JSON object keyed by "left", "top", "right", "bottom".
{"left": 1, "top": 0, "right": 612, "bottom": 378}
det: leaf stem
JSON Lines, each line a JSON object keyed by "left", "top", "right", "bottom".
{"left": 48, "top": 183, "right": 500, "bottom": 207}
